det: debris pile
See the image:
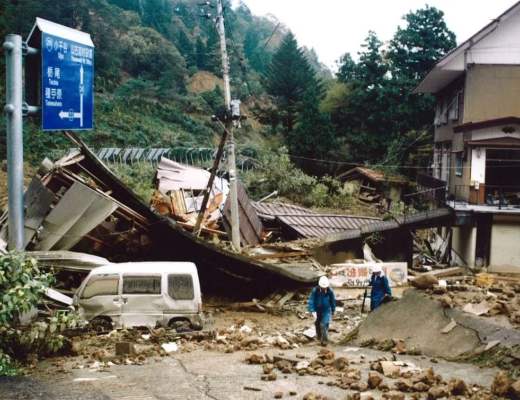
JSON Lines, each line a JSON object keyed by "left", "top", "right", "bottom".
{"left": 423, "top": 273, "right": 520, "bottom": 329}
{"left": 244, "top": 349, "right": 498, "bottom": 399}
{"left": 349, "top": 289, "right": 520, "bottom": 360}
{"left": 0, "top": 134, "right": 322, "bottom": 291}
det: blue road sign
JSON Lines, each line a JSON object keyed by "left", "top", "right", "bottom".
{"left": 41, "top": 32, "right": 94, "bottom": 131}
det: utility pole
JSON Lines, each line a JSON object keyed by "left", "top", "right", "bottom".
{"left": 3, "top": 34, "right": 24, "bottom": 251}
{"left": 216, "top": 0, "right": 241, "bottom": 252}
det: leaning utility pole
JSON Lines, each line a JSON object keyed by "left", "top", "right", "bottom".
{"left": 216, "top": 0, "right": 241, "bottom": 252}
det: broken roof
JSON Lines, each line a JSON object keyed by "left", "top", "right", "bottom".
{"left": 276, "top": 214, "right": 381, "bottom": 239}
{"left": 338, "top": 167, "right": 407, "bottom": 185}
{"left": 253, "top": 202, "right": 316, "bottom": 221}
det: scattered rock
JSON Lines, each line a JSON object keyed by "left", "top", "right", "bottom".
{"left": 115, "top": 342, "right": 136, "bottom": 356}
{"left": 510, "top": 380, "right": 520, "bottom": 399}
{"left": 413, "top": 382, "right": 429, "bottom": 392}
{"left": 382, "top": 391, "right": 405, "bottom": 400}
{"left": 367, "top": 371, "right": 383, "bottom": 389}
{"left": 274, "top": 391, "right": 283, "bottom": 399}
{"left": 380, "top": 361, "right": 401, "bottom": 378}
{"left": 491, "top": 371, "right": 512, "bottom": 396}
{"left": 448, "top": 378, "right": 468, "bottom": 395}
{"left": 427, "top": 385, "right": 449, "bottom": 399}
{"left": 246, "top": 353, "right": 265, "bottom": 364}
{"left": 394, "top": 379, "right": 413, "bottom": 392}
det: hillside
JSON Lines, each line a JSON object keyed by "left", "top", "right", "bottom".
{"left": 0, "top": 0, "right": 331, "bottom": 163}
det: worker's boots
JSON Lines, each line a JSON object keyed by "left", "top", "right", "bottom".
{"left": 320, "top": 329, "right": 328, "bottom": 347}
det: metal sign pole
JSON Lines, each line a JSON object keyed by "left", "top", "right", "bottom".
{"left": 3, "top": 34, "right": 24, "bottom": 251}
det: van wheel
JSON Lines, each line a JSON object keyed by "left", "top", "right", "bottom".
{"left": 168, "top": 318, "right": 192, "bottom": 333}
{"left": 90, "top": 317, "right": 112, "bottom": 333}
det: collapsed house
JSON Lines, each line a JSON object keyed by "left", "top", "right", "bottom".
{"left": 0, "top": 134, "right": 322, "bottom": 294}
{"left": 337, "top": 167, "right": 408, "bottom": 209}
{"left": 1, "top": 134, "right": 468, "bottom": 295}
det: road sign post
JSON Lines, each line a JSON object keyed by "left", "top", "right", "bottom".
{"left": 3, "top": 18, "right": 94, "bottom": 250}
{"left": 3, "top": 34, "right": 25, "bottom": 250}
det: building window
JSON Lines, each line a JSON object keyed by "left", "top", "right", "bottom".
{"left": 455, "top": 152, "right": 463, "bottom": 177}
{"left": 448, "top": 93, "right": 460, "bottom": 121}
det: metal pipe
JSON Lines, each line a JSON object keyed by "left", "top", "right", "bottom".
{"left": 4, "top": 34, "right": 24, "bottom": 251}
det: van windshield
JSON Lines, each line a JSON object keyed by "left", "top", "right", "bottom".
{"left": 168, "top": 274, "right": 194, "bottom": 300}
{"left": 81, "top": 274, "right": 119, "bottom": 299}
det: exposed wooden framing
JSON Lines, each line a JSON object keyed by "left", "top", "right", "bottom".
{"left": 194, "top": 126, "right": 229, "bottom": 236}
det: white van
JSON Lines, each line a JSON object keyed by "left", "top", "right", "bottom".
{"left": 73, "top": 262, "right": 203, "bottom": 330}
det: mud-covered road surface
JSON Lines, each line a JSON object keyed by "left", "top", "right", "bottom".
{"left": 0, "top": 344, "right": 500, "bottom": 400}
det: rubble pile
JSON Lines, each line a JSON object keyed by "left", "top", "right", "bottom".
{"left": 244, "top": 349, "right": 501, "bottom": 399}
{"left": 423, "top": 275, "right": 520, "bottom": 329}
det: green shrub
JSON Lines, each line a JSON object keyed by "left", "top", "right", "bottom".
{"left": 241, "top": 147, "right": 352, "bottom": 210}
{"left": 0, "top": 253, "right": 80, "bottom": 375}
{"left": 111, "top": 162, "right": 156, "bottom": 203}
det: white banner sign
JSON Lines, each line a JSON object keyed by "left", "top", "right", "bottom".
{"left": 329, "top": 262, "right": 408, "bottom": 288}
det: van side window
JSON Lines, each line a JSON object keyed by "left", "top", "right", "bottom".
{"left": 168, "top": 274, "right": 194, "bottom": 300}
{"left": 123, "top": 276, "right": 161, "bottom": 294}
{"left": 81, "top": 274, "right": 119, "bottom": 299}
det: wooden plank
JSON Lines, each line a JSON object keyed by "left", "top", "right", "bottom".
{"left": 251, "top": 251, "right": 309, "bottom": 260}
{"left": 277, "top": 291, "right": 296, "bottom": 307}
{"left": 420, "top": 267, "right": 466, "bottom": 278}
{"left": 222, "top": 182, "right": 263, "bottom": 246}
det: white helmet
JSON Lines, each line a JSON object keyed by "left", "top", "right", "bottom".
{"left": 371, "top": 265, "right": 383, "bottom": 274}
{"left": 318, "top": 276, "right": 330, "bottom": 288}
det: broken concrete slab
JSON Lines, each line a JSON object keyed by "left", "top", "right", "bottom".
{"left": 462, "top": 300, "right": 491, "bottom": 316}
{"left": 440, "top": 319, "right": 457, "bottom": 334}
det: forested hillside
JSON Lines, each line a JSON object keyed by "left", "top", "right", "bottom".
{"left": 0, "top": 1, "right": 456, "bottom": 179}
{"left": 0, "top": 0, "right": 300, "bottom": 162}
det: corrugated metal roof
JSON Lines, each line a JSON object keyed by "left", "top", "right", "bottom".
{"left": 276, "top": 214, "right": 381, "bottom": 239}
{"left": 253, "top": 202, "right": 316, "bottom": 220}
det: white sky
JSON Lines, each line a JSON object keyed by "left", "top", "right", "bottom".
{"left": 240, "top": 0, "right": 519, "bottom": 69}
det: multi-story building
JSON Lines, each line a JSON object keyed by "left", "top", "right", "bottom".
{"left": 416, "top": 2, "right": 520, "bottom": 272}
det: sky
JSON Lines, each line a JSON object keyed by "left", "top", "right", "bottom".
{"left": 240, "top": 0, "right": 519, "bottom": 70}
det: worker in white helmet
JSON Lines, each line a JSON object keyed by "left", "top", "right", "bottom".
{"left": 369, "top": 265, "right": 392, "bottom": 311}
{"left": 308, "top": 275, "right": 336, "bottom": 346}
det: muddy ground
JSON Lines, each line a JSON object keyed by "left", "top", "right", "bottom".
{"left": 0, "top": 345, "right": 501, "bottom": 400}
{"left": 1, "top": 286, "right": 519, "bottom": 399}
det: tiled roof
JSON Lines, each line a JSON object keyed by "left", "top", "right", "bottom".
{"left": 276, "top": 214, "right": 381, "bottom": 239}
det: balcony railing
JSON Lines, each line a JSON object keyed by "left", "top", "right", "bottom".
{"left": 453, "top": 185, "right": 520, "bottom": 209}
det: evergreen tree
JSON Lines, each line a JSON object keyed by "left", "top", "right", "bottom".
{"left": 195, "top": 37, "right": 207, "bottom": 70}
{"left": 289, "top": 83, "right": 337, "bottom": 166}
{"left": 205, "top": 27, "right": 222, "bottom": 75}
{"left": 177, "top": 30, "right": 195, "bottom": 68}
{"left": 388, "top": 6, "right": 456, "bottom": 81}
{"left": 265, "top": 32, "right": 318, "bottom": 132}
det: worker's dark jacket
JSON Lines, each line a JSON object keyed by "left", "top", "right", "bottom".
{"left": 369, "top": 274, "right": 391, "bottom": 311}
{"left": 308, "top": 287, "right": 336, "bottom": 324}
